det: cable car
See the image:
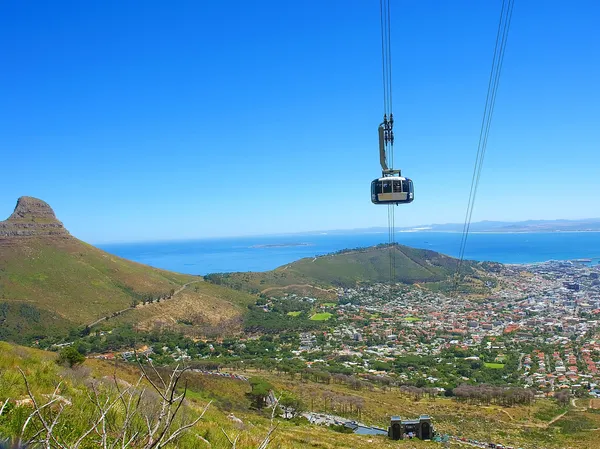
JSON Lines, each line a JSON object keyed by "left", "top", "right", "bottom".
{"left": 372, "top": 116, "right": 414, "bottom": 205}
{"left": 371, "top": 176, "right": 414, "bottom": 204}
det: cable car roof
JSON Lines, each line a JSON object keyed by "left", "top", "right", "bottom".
{"left": 374, "top": 176, "right": 410, "bottom": 181}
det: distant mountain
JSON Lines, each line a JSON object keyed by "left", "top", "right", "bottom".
{"left": 0, "top": 197, "right": 254, "bottom": 343}
{"left": 401, "top": 218, "right": 600, "bottom": 233}
{"left": 206, "top": 243, "right": 489, "bottom": 294}
{"left": 296, "top": 218, "right": 600, "bottom": 235}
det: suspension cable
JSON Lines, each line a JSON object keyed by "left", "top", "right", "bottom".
{"left": 454, "top": 0, "right": 515, "bottom": 293}
{"left": 380, "top": 0, "right": 396, "bottom": 294}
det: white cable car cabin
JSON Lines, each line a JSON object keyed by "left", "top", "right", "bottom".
{"left": 371, "top": 176, "right": 414, "bottom": 204}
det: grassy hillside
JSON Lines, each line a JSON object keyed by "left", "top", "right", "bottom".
{"left": 255, "top": 369, "right": 600, "bottom": 449}
{"left": 2, "top": 341, "right": 599, "bottom": 448}
{"left": 0, "top": 302, "right": 74, "bottom": 343}
{"left": 112, "top": 281, "right": 257, "bottom": 337}
{"left": 0, "top": 237, "right": 260, "bottom": 341}
{"left": 0, "top": 237, "right": 194, "bottom": 322}
{"left": 0, "top": 197, "right": 257, "bottom": 342}
{"left": 207, "top": 244, "right": 478, "bottom": 294}
{"left": 0, "top": 341, "right": 441, "bottom": 449}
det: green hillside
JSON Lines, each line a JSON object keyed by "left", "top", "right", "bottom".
{"left": 0, "top": 237, "right": 195, "bottom": 323}
{"left": 2, "top": 341, "right": 599, "bottom": 449}
{"left": 206, "top": 243, "right": 476, "bottom": 294}
{"left": 291, "top": 244, "right": 465, "bottom": 284}
{"left": 0, "top": 197, "right": 255, "bottom": 343}
{"left": 0, "top": 341, "right": 444, "bottom": 449}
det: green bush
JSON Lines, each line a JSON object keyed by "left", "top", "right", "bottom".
{"left": 56, "top": 347, "right": 85, "bottom": 367}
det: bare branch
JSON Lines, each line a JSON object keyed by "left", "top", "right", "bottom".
{"left": 221, "top": 427, "right": 240, "bottom": 448}
{"left": 14, "top": 360, "right": 209, "bottom": 449}
{"left": 256, "top": 395, "right": 280, "bottom": 449}
{"left": 18, "top": 368, "right": 68, "bottom": 449}
{"left": 160, "top": 400, "right": 211, "bottom": 447}
{"left": 73, "top": 380, "right": 132, "bottom": 449}
{"left": 137, "top": 359, "right": 169, "bottom": 403}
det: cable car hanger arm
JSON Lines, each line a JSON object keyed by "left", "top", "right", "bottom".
{"left": 379, "top": 114, "right": 400, "bottom": 177}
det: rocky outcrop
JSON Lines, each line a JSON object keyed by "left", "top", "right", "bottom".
{"left": 0, "top": 196, "right": 70, "bottom": 238}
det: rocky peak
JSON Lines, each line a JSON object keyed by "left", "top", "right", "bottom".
{"left": 0, "top": 196, "right": 70, "bottom": 238}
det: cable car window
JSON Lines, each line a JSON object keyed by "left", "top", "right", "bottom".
{"left": 402, "top": 180, "right": 409, "bottom": 192}
{"left": 393, "top": 181, "right": 401, "bottom": 192}
{"left": 383, "top": 182, "right": 392, "bottom": 193}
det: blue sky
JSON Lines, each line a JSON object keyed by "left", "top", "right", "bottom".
{"left": 1, "top": 0, "right": 598, "bottom": 243}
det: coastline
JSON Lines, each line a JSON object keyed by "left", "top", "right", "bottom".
{"left": 97, "top": 231, "right": 600, "bottom": 275}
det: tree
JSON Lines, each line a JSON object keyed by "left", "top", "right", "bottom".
{"left": 279, "top": 392, "right": 305, "bottom": 419}
{"left": 247, "top": 377, "right": 273, "bottom": 410}
{"left": 555, "top": 389, "right": 571, "bottom": 406}
{"left": 57, "top": 347, "right": 85, "bottom": 368}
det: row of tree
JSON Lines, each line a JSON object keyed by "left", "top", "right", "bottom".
{"left": 305, "top": 390, "right": 365, "bottom": 418}
{"left": 130, "top": 288, "right": 176, "bottom": 307}
{"left": 453, "top": 384, "right": 535, "bottom": 406}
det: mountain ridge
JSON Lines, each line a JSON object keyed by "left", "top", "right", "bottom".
{"left": 267, "top": 218, "right": 600, "bottom": 237}
{"left": 0, "top": 196, "right": 70, "bottom": 239}
{"left": 205, "top": 243, "right": 491, "bottom": 295}
{"left": 0, "top": 196, "right": 255, "bottom": 343}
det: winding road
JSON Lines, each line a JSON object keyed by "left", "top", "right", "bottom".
{"left": 86, "top": 280, "right": 201, "bottom": 328}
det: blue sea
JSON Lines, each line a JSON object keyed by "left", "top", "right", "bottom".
{"left": 97, "top": 232, "right": 600, "bottom": 276}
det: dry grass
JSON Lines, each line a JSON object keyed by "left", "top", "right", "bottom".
{"left": 113, "top": 281, "right": 256, "bottom": 336}
{"left": 0, "top": 236, "right": 260, "bottom": 340}
{"left": 0, "top": 237, "right": 195, "bottom": 323}
{"left": 250, "top": 370, "right": 600, "bottom": 449}
{"left": 3, "top": 342, "right": 599, "bottom": 449}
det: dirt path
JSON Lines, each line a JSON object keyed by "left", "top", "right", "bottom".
{"left": 499, "top": 409, "right": 514, "bottom": 421}
{"left": 547, "top": 410, "right": 568, "bottom": 426}
{"left": 87, "top": 280, "right": 201, "bottom": 328}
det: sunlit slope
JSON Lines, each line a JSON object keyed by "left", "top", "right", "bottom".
{"left": 0, "top": 341, "right": 443, "bottom": 449}
{"left": 0, "top": 197, "right": 254, "bottom": 342}
{"left": 112, "top": 281, "right": 257, "bottom": 337}
{"left": 207, "top": 244, "right": 473, "bottom": 293}
{"left": 3, "top": 341, "right": 599, "bottom": 449}
{"left": 0, "top": 236, "right": 195, "bottom": 331}
{"left": 290, "top": 245, "right": 462, "bottom": 285}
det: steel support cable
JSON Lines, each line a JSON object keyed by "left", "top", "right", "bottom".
{"left": 458, "top": 0, "right": 509, "bottom": 264}
{"left": 380, "top": 0, "right": 390, "bottom": 116}
{"left": 380, "top": 0, "right": 396, "bottom": 295}
{"left": 454, "top": 0, "right": 515, "bottom": 293}
{"left": 386, "top": 0, "right": 394, "bottom": 169}
{"left": 388, "top": 0, "right": 396, "bottom": 289}
{"left": 462, "top": 0, "right": 514, "bottom": 261}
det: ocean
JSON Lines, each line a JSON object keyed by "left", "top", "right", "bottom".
{"left": 97, "top": 231, "right": 600, "bottom": 276}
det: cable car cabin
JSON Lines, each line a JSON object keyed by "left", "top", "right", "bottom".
{"left": 371, "top": 176, "right": 414, "bottom": 204}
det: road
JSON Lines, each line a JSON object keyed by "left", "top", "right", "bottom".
{"left": 517, "top": 352, "right": 525, "bottom": 371}
{"left": 87, "top": 280, "right": 201, "bottom": 328}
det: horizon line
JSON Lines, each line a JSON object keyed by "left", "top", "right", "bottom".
{"left": 91, "top": 217, "right": 600, "bottom": 245}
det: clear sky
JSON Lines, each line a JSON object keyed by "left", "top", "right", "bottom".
{"left": 1, "top": 0, "right": 598, "bottom": 243}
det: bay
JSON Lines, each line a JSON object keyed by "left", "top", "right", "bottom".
{"left": 97, "top": 231, "right": 600, "bottom": 276}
